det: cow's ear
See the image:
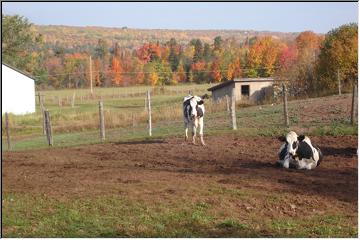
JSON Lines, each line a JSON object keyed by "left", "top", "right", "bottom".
{"left": 197, "top": 100, "right": 204, "bottom": 105}
{"left": 278, "top": 136, "right": 286, "bottom": 142}
{"left": 201, "top": 94, "right": 209, "bottom": 99}
{"left": 297, "top": 135, "right": 305, "bottom": 142}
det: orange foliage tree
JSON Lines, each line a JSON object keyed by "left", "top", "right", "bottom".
{"left": 111, "top": 57, "right": 122, "bottom": 85}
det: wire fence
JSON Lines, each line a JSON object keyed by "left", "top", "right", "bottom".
{"left": 2, "top": 84, "right": 357, "bottom": 151}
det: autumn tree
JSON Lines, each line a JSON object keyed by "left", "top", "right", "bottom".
{"left": 111, "top": 57, "right": 122, "bottom": 86}
{"left": 247, "top": 36, "right": 283, "bottom": 77}
{"left": 316, "top": 23, "right": 358, "bottom": 92}
{"left": 210, "top": 60, "right": 222, "bottom": 82}
{"left": 176, "top": 60, "right": 187, "bottom": 83}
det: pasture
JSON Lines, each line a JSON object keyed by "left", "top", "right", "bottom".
{"left": 2, "top": 84, "right": 358, "bottom": 237}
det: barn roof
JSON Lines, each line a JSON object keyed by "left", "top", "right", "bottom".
{"left": 2, "top": 62, "right": 37, "bottom": 81}
{"left": 207, "top": 78, "right": 275, "bottom": 91}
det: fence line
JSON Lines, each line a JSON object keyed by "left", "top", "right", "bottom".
{"left": 3, "top": 88, "right": 357, "bottom": 150}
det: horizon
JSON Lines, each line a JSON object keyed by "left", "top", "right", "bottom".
{"left": 2, "top": 2, "right": 358, "bottom": 34}
{"left": 33, "top": 23, "right": 304, "bottom": 34}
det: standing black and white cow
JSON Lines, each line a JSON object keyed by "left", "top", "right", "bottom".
{"left": 278, "top": 131, "right": 323, "bottom": 170}
{"left": 183, "top": 94, "right": 207, "bottom": 146}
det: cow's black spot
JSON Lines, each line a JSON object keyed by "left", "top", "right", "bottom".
{"left": 183, "top": 99, "right": 192, "bottom": 121}
{"left": 296, "top": 141, "right": 313, "bottom": 160}
{"left": 279, "top": 143, "right": 288, "bottom": 160}
{"left": 196, "top": 106, "right": 203, "bottom": 118}
{"left": 197, "top": 100, "right": 204, "bottom": 105}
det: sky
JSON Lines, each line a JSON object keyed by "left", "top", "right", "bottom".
{"left": 2, "top": 2, "right": 358, "bottom": 33}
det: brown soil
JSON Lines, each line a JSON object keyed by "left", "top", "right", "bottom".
{"left": 3, "top": 134, "right": 358, "bottom": 222}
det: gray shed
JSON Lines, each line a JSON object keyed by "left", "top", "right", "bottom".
{"left": 207, "top": 78, "right": 275, "bottom": 103}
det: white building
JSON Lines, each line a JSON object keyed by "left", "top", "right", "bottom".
{"left": 208, "top": 78, "right": 275, "bottom": 103}
{"left": 2, "top": 63, "right": 36, "bottom": 115}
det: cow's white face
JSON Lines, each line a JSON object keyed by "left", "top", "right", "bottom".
{"left": 188, "top": 96, "right": 204, "bottom": 120}
{"left": 286, "top": 131, "right": 299, "bottom": 157}
{"left": 279, "top": 131, "right": 300, "bottom": 157}
{"left": 189, "top": 97, "right": 198, "bottom": 120}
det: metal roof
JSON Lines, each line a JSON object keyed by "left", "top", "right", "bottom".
{"left": 207, "top": 78, "right": 275, "bottom": 91}
{"left": 2, "top": 62, "right": 37, "bottom": 81}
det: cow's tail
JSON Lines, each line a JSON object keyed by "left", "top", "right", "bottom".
{"left": 315, "top": 146, "right": 323, "bottom": 166}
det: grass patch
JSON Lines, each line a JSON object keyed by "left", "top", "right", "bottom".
{"left": 3, "top": 191, "right": 357, "bottom": 238}
{"left": 268, "top": 215, "right": 357, "bottom": 237}
{"left": 217, "top": 219, "right": 249, "bottom": 230}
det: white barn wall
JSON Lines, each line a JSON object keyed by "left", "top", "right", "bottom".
{"left": 2, "top": 64, "right": 36, "bottom": 115}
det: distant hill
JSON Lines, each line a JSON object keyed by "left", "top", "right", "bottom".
{"left": 33, "top": 25, "right": 299, "bottom": 51}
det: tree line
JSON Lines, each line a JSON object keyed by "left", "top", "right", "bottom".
{"left": 2, "top": 14, "right": 358, "bottom": 96}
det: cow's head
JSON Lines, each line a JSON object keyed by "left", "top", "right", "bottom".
{"left": 278, "top": 131, "right": 305, "bottom": 157}
{"left": 188, "top": 96, "right": 204, "bottom": 120}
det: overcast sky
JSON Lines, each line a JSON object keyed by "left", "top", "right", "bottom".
{"left": 2, "top": 2, "right": 358, "bottom": 33}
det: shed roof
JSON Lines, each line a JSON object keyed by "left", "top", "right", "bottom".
{"left": 207, "top": 78, "right": 275, "bottom": 91}
{"left": 2, "top": 62, "right": 37, "bottom": 81}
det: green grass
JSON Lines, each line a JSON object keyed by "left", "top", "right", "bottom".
{"left": 3, "top": 193, "right": 357, "bottom": 237}
{"left": 268, "top": 215, "right": 357, "bottom": 237}
{"left": 2, "top": 88, "right": 357, "bottom": 151}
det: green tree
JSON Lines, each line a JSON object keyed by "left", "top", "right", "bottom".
{"left": 316, "top": 23, "right": 358, "bottom": 91}
{"left": 213, "top": 36, "right": 223, "bottom": 52}
{"left": 192, "top": 39, "right": 203, "bottom": 63}
{"left": 168, "top": 38, "right": 179, "bottom": 72}
{"left": 2, "top": 14, "right": 40, "bottom": 68}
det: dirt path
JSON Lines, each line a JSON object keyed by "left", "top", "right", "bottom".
{"left": 3, "top": 134, "right": 357, "bottom": 223}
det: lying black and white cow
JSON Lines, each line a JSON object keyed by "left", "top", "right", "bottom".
{"left": 183, "top": 94, "right": 207, "bottom": 146}
{"left": 278, "top": 131, "right": 323, "bottom": 170}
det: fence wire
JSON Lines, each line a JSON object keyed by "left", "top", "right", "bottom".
{"left": 2, "top": 89, "right": 357, "bottom": 151}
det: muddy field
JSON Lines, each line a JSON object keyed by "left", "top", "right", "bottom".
{"left": 2, "top": 134, "right": 358, "bottom": 237}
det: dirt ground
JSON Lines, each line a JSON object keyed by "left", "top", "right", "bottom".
{"left": 2, "top": 134, "right": 358, "bottom": 236}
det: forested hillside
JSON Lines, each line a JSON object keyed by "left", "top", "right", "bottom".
{"left": 2, "top": 15, "right": 357, "bottom": 96}
{"left": 34, "top": 25, "right": 298, "bottom": 50}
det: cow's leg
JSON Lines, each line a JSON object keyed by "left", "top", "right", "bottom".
{"left": 283, "top": 154, "right": 291, "bottom": 169}
{"left": 184, "top": 122, "right": 189, "bottom": 142}
{"left": 192, "top": 120, "right": 197, "bottom": 145}
{"left": 199, "top": 117, "right": 205, "bottom": 146}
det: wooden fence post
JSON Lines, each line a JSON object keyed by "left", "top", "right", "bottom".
{"left": 40, "top": 95, "right": 47, "bottom": 135}
{"left": 147, "top": 90, "right": 152, "bottom": 136}
{"left": 132, "top": 113, "right": 135, "bottom": 133}
{"left": 99, "top": 101, "right": 105, "bottom": 141}
{"left": 42, "top": 109, "right": 46, "bottom": 135}
{"left": 44, "top": 110, "right": 53, "bottom": 146}
{"left": 231, "top": 88, "right": 237, "bottom": 130}
{"left": 71, "top": 92, "right": 76, "bottom": 108}
{"left": 282, "top": 84, "right": 289, "bottom": 127}
{"left": 89, "top": 55, "right": 93, "bottom": 95}
{"left": 5, "top": 113, "right": 11, "bottom": 150}
{"left": 338, "top": 69, "right": 341, "bottom": 96}
{"left": 351, "top": 82, "right": 357, "bottom": 125}
{"left": 226, "top": 95, "right": 230, "bottom": 112}
{"left": 37, "top": 93, "right": 41, "bottom": 106}
{"left": 144, "top": 95, "right": 148, "bottom": 111}
{"left": 39, "top": 94, "right": 44, "bottom": 111}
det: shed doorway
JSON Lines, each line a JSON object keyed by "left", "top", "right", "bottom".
{"left": 241, "top": 85, "right": 250, "bottom": 98}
